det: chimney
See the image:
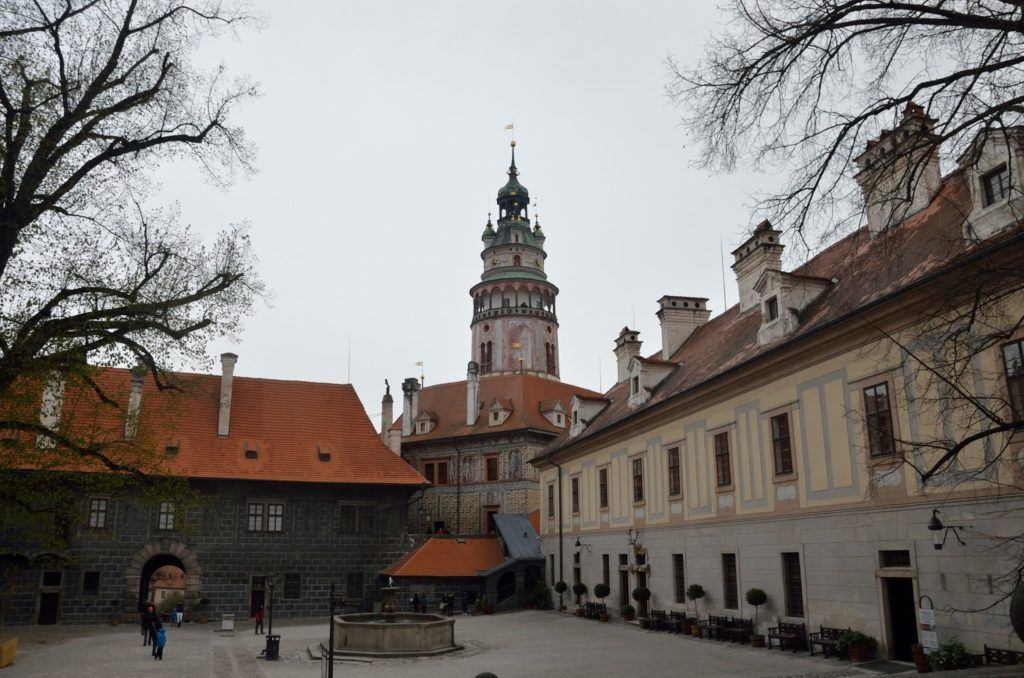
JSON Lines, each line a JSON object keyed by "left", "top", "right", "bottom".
{"left": 401, "top": 377, "right": 421, "bottom": 436}
{"left": 218, "top": 352, "right": 238, "bottom": 436}
{"left": 613, "top": 327, "right": 642, "bottom": 383}
{"left": 657, "top": 296, "right": 711, "bottom": 359}
{"left": 380, "top": 379, "right": 393, "bottom": 440}
{"left": 855, "top": 102, "right": 942, "bottom": 237}
{"left": 466, "top": 361, "right": 480, "bottom": 426}
{"left": 37, "top": 371, "right": 65, "bottom": 448}
{"left": 124, "top": 365, "right": 146, "bottom": 440}
{"left": 732, "top": 221, "right": 784, "bottom": 313}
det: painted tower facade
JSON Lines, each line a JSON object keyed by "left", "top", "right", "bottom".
{"left": 470, "top": 142, "right": 560, "bottom": 380}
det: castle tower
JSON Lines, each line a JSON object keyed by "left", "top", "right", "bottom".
{"left": 469, "top": 142, "right": 560, "bottom": 379}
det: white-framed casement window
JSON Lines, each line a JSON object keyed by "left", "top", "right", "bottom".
{"left": 981, "top": 163, "right": 1011, "bottom": 206}
{"left": 88, "top": 497, "right": 108, "bottom": 529}
{"left": 267, "top": 503, "right": 284, "bottom": 532}
{"left": 158, "top": 501, "right": 175, "bottom": 530}
{"left": 247, "top": 502, "right": 264, "bottom": 531}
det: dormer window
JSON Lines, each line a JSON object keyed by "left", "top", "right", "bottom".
{"left": 631, "top": 375, "right": 640, "bottom": 395}
{"left": 572, "top": 410, "right": 578, "bottom": 425}
{"left": 765, "top": 296, "right": 779, "bottom": 322}
{"left": 556, "top": 413, "right": 563, "bottom": 425}
{"left": 418, "top": 422, "right": 426, "bottom": 433}
{"left": 982, "top": 164, "right": 1010, "bottom": 206}
{"left": 492, "top": 411, "right": 499, "bottom": 423}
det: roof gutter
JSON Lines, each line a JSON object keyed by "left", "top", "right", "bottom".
{"left": 539, "top": 228, "right": 1024, "bottom": 464}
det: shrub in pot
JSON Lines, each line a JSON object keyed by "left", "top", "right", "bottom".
{"left": 928, "top": 639, "right": 974, "bottom": 671}
{"left": 745, "top": 588, "right": 768, "bottom": 647}
{"left": 836, "top": 631, "right": 877, "bottom": 663}
{"left": 572, "top": 582, "right": 588, "bottom": 614}
{"left": 632, "top": 585, "right": 651, "bottom": 623}
{"left": 553, "top": 581, "right": 568, "bottom": 611}
{"left": 686, "top": 584, "right": 705, "bottom": 636}
{"left": 621, "top": 604, "right": 636, "bottom": 621}
{"left": 593, "top": 583, "right": 610, "bottom": 621}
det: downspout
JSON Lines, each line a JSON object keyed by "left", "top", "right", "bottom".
{"left": 551, "top": 458, "right": 565, "bottom": 608}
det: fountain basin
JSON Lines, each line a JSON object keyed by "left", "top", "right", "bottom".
{"left": 331, "top": 612, "right": 458, "bottom": 657}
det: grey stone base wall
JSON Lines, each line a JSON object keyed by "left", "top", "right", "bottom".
{"left": 541, "top": 496, "right": 1024, "bottom": 656}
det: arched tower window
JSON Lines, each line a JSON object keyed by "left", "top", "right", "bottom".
{"left": 513, "top": 254, "right": 521, "bottom": 267}
{"left": 481, "top": 341, "right": 493, "bottom": 373}
{"left": 546, "top": 342, "right": 556, "bottom": 374}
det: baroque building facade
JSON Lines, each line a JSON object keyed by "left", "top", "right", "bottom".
{"left": 384, "top": 144, "right": 601, "bottom": 537}
{"left": 534, "top": 106, "right": 1024, "bottom": 661}
{"left": 2, "top": 355, "right": 424, "bottom": 625}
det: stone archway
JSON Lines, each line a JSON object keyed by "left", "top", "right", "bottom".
{"left": 123, "top": 542, "right": 202, "bottom": 616}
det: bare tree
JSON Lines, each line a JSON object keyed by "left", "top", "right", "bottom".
{"left": 668, "top": 0, "right": 1024, "bottom": 250}
{"left": 0, "top": 1, "right": 264, "bottom": 549}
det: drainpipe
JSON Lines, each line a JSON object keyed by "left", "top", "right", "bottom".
{"left": 551, "top": 458, "right": 565, "bottom": 610}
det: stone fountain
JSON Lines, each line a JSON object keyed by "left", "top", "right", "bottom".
{"left": 331, "top": 586, "right": 458, "bottom": 657}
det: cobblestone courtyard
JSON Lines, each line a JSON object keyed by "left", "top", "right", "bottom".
{"left": 0, "top": 610, "right": 883, "bottom": 678}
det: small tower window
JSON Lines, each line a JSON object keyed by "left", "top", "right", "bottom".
{"left": 513, "top": 254, "right": 521, "bottom": 266}
{"left": 982, "top": 164, "right": 1011, "bottom": 206}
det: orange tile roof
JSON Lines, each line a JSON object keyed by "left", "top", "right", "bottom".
{"left": 540, "top": 170, "right": 1024, "bottom": 457}
{"left": 54, "top": 367, "right": 427, "bottom": 486}
{"left": 527, "top": 509, "right": 541, "bottom": 533}
{"left": 382, "top": 537, "right": 505, "bottom": 578}
{"left": 400, "top": 373, "right": 603, "bottom": 443}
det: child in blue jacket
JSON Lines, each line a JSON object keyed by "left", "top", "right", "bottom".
{"left": 154, "top": 627, "right": 166, "bottom": 660}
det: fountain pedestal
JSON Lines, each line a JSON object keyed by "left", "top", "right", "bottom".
{"left": 330, "top": 586, "right": 459, "bottom": 657}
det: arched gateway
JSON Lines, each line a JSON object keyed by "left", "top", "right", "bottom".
{"left": 123, "top": 542, "right": 202, "bottom": 614}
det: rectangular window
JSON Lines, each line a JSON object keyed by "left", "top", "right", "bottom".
{"left": 631, "top": 375, "right": 640, "bottom": 395}
{"left": 770, "top": 414, "right": 793, "bottom": 475}
{"left": 82, "top": 571, "right": 100, "bottom": 595}
{"left": 673, "top": 554, "right": 686, "bottom": 604}
{"left": 547, "top": 484, "right": 555, "bottom": 518}
{"left": 714, "top": 432, "right": 732, "bottom": 486}
{"left": 267, "top": 503, "right": 284, "bottom": 532}
{"left": 88, "top": 498, "right": 107, "bottom": 529}
{"left": 632, "top": 458, "right": 644, "bottom": 502}
{"left": 982, "top": 164, "right": 1011, "bottom": 205}
{"left": 549, "top": 554, "right": 555, "bottom": 584}
{"left": 598, "top": 468, "right": 609, "bottom": 508}
{"left": 722, "top": 553, "right": 738, "bottom": 609}
{"left": 283, "top": 572, "right": 301, "bottom": 599}
{"left": 667, "top": 447, "right": 681, "bottom": 496}
{"left": 863, "top": 383, "right": 896, "bottom": 457}
{"left": 42, "top": 571, "right": 62, "bottom": 587}
{"left": 247, "top": 502, "right": 264, "bottom": 532}
{"left": 571, "top": 476, "right": 580, "bottom": 514}
{"left": 765, "top": 296, "right": 779, "bottom": 321}
{"left": 602, "top": 554, "right": 610, "bottom": 586}
{"left": 158, "top": 501, "right": 175, "bottom": 530}
{"left": 485, "top": 455, "right": 499, "bottom": 482}
{"left": 1003, "top": 338, "right": 1024, "bottom": 419}
{"left": 339, "top": 504, "right": 356, "bottom": 533}
{"left": 879, "top": 549, "right": 912, "bottom": 568}
{"left": 359, "top": 505, "right": 375, "bottom": 534}
{"left": 346, "top": 572, "right": 364, "bottom": 599}
{"left": 619, "top": 553, "right": 628, "bottom": 567}
{"left": 782, "top": 552, "right": 804, "bottom": 617}
{"left": 423, "top": 460, "right": 449, "bottom": 485}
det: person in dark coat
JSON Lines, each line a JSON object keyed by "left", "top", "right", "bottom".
{"left": 154, "top": 626, "right": 166, "bottom": 660}
{"left": 254, "top": 605, "right": 264, "bottom": 634}
{"left": 150, "top": 619, "right": 162, "bottom": 657}
{"left": 143, "top": 604, "right": 157, "bottom": 647}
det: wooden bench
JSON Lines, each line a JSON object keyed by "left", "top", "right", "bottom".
{"left": 720, "top": 617, "right": 753, "bottom": 643}
{"left": 767, "top": 622, "right": 806, "bottom": 651}
{"left": 984, "top": 645, "right": 1024, "bottom": 665}
{"left": 808, "top": 626, "right": 850, "bottom": 658}
{"left": 701, "top": 614, "right": 730, "bottom": 640}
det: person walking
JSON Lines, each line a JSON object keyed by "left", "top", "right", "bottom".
{"left": 412, "top": 593, "right": 421, "bottom": 614}
{"left": 175, "top": 602, "right": 184, "bottom": 628}
{"left": 154, "top": 626, "right": 166, "bottom": 661}
{"left": 144, "top": 604, "right": 158, "bottom": 648}
{"left": 140, "top": 606, "right": 151, "bottom": 645}
{"left": 151, "top": 620, "right": 162, "bottom": 657}
{"left": 254, "top": 605, "right": 264, "bottom": 635}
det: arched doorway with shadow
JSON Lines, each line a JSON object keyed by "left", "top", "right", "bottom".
{"left": 124, "top": 543, "right": 201, "bottom": 617}
{"left": 139, "top": 554, "right": 186, "bottom": 613}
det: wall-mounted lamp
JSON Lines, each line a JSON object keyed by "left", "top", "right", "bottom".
{"left": 927, "top": 509, "right": 966, "bottom": 550}
{"left": 574, "top": 537, "right": 592, "bottom": 553}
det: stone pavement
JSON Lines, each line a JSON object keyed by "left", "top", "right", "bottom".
{"left": 0, "top": 610, "right": 1010, "bottom": 678}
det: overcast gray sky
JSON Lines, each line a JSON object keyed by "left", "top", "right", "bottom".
{"left": 156, "top": 1, "right": 785, "bottom": 427}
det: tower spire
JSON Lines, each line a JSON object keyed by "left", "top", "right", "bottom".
{"left": 509, "top": 140, "right": 517, "bottom": 175}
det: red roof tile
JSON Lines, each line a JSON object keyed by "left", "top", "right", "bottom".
{"left": 382, "top": 537, "right": 505, "bottom": 578}
{"left": 400, "top": 374, "right": 602, "bottom": 443}
{"left": 56, "top": 367, "right": 427, "bottom": 486}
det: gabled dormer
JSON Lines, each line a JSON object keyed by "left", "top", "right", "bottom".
{"left": 959, "top": 126, "right": 1024, "bottom": 241}
{"left": 569, "top": 394, "right": 610, "bottom": 438}
{"left": 487, "top": 398, "right": 513, "bottom": 427}
{"left": 538, "top": 399, "right": 566, "bottom": 428}
{"left": 753, "top": 270, "right": 832, "bottom": 346}
{"left": 413, "top": 410, "right": 438, "bottom": 435}
{"left": 626, "top": 355, "right": 676, "bottom": 409}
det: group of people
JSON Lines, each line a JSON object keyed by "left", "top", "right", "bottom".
{"left": 140, "top": 601, "right": 183, "bottom": 660}
{"left": 409, "top": 592, "right": 472, "bottom": 616}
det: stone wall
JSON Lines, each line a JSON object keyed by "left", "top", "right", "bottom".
{"left": 2, "top": 479, "right": 415, "bottom": 625}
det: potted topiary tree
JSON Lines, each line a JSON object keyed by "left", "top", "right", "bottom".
{"left": 686, "top": 584, "right": 705, "bottom": 637}
{"left": 593, "top": 583, "right": 610, "bottom": 621}
{"left": 836, "top": 631, "right": 877, "bottom": 663}
{"left": 572, "top": 582, "right": 588, "bottom": 615}
{"left": 632, "top": 586, "right": 651, "bottom": 628}
{"left": 553, "top": 581, "right": 568, "bottom": 611}
{"left": 621, "top": 604, "right": 636, "bottom": 621}
{"left": 745, "top": 588, "right": 768, "bottom": 647}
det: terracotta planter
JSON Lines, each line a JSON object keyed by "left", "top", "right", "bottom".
{"left": 0, "top": 637, "right": 17, "bottom": 668}
{"left": 679, "top": 622, "right": 691, "bottom": 636}
{"left": 691, "top": 624, "right": 702, "bottom": 637}
{"left": 911, "top": 644, "right": 931, "bottom": 673}
{"left": 600, "top": 613, "right": 609, "bottom": 622}
{"left": 750, "top": 634, "right": 765, "bottom": 648}
{"left": 848, "top": 643, "right": 874, "bottom": 663}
